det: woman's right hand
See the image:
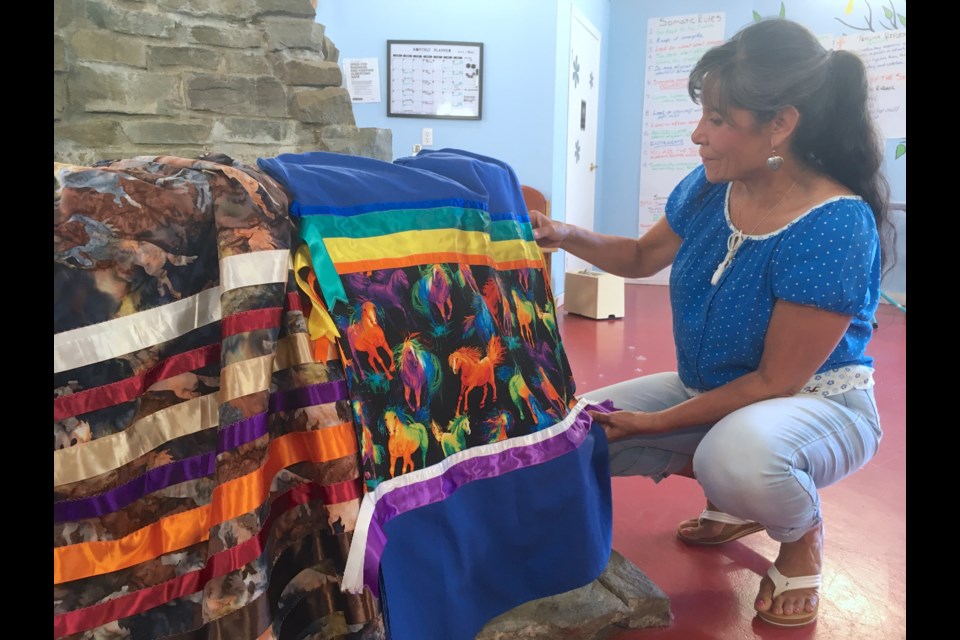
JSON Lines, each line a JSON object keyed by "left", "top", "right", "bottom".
{"left": 529, "top": 210, "right": 569, "bottom": 249}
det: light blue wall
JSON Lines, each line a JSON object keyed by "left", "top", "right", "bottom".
{"left": 314, "top": 0, "right": 562, "bottom": 198}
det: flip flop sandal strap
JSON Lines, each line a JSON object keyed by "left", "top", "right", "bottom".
{"left": 767, "top": 565, "right": 823, "bottom": 598}
{"left": 700, "top": 509, "right": 756, "bottom": 526}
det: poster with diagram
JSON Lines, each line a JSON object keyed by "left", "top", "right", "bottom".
{"left": 636, "top": 13, "right": 726, "bottom": 285}
{"left": 387, "top": 40, "right": 483, "bottom": 120}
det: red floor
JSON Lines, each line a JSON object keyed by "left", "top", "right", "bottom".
{"left": 557, "top": 284, "right": 906, "bottom": 640}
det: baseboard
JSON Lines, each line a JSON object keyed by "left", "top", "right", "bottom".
{"left": 554, "top": 292, "right": 564, "bottom": 308}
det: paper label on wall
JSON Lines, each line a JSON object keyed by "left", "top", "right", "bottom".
{"left": 636, "top": 13, "right": 725, "bottom": 285}
{"left": 344, "top": 58, "right": 381, "bottom": 104}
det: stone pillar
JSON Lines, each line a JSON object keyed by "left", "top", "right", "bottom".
{"left": 54, "top": 0, "right": 391, "bottom": 165}
{"left": 477, "top": 551, "right": 671, "bottom": 640}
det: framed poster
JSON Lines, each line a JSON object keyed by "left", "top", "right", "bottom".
{"left": 387, "top": 40, "right": 483, "bottom": 120}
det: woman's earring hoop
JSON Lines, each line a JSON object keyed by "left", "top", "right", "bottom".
{"left": 767, "top": 146, "right": 784, "bottom": 172}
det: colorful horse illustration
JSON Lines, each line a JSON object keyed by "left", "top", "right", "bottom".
{"left": 525, "top": 340, "right": 561, "bottom": 376}
{"left": 456, "top": 262, "right": 481, "bottom": 295}
{"left": 346, "top": 301, "right": 395, "bottom": 380}
{"left": 355, "top": 401, "right": 382, "bottom": 464}
{"left": 448, "top": 336, "right": 505, "bottom": 414}
{"left": 508, "top": 369, "right": 538, "bottom": 425}
{"left": 537, "top": 365, "right": 567, "bottom": 415}
{"left": 431, "top": 414, "right": 471, "bottom": 457}
{"left": 354, "top": 400, "right": 385, "bottom": 487}
{"left": 535, "top": 301, "right": 559, "bottom": 343}
{"left": 394, "top": 333, "right": 442, "bottom": 412}
{"left": 518, "top": 267, "right": 532, "bottom": 292}
{"left": 412, "top": 264, "right": 453, "bottom": 322}
{"left": 462, "top": 294, "right": 498, "bottom": 344}
{"left": 384, "top": 410, "right": 430, "bottom": 477}
{"left": 343, "top": 270, "right": 411, "bottom": 323}
{"left": 511, "top": 289, "right": 537, "bottom": 344}
{"left": 481, "top": 277, "right": 509, "bottom": 334}
{"left": 484, "top": 412, "right": 513, "bottom": 443}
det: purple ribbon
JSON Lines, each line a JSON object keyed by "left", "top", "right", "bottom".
{"left": 54, "top": 381, "right": 351, "bottom": 522}
{"left": 360, "top": 402, "right": 612, "bottom": 592}
{"left": 54, "top": 453, "right": 215, "bottom": 522}
{"left": 269, "top": 380, "right": 349, "bottom": 413}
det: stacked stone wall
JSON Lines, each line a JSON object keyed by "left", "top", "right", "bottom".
{"left": 55, "top": 0, "right": 391, "bottom": 164}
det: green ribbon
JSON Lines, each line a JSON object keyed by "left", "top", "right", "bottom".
{"left": 301, "top": 206, "right": 533, "bottom": 243}
{"left": 298, "top": 220, "right": 348, "bottom": 311}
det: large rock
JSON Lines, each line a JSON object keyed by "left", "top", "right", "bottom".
{"left": 254, "top": 0, "right": 315, "bottom": 17}
{"left": 55, "top": 0, "right": 80, "bottom": 29}
{"left": 186, "top": 74, "right": 288, "bottom": 117}
{"left": 67, "top": 65, "right": 183, "bottom": 115}
{"left": 221, "top": 50, "right": 273, "bottom": 76}
{"left": 54, "top": 76, "right": 68, "bottom": 120}
{"left": 149, "top": 45, "right": 220, "bottom": 71}
{"left": 291, "top": 87, "right": 355, "bottom": 125}
{"left": 476, "top": 550, "right": 671, "bottom": 640}
{"left": 189, "top": 25, "right": 262, "bottom": 50}
{"left": 314, "top": 125, "right": 392, "bottom": 161}
{"left": 54, "top": 142, "right": 132, "bottom": 167}
{"left": 213, "top": 117, "right": 289, "bottom": 143}
{"left": 321, "top": 35, "right": 339, "bottom": 63}
{"left": 203, "top": 142, "right": 286, "bottom": 165}
{"left": 275, "top": 51, "right": 341, "bottom": 86}
{"left": 55, "top": 119, "right": 124, "bottom": 147}
{"left": 262, "top": 16, "right": 324, "bottom": 52}
{"left": 155, "top": 0, "right": 258, "bottom": 21}
{"left": 71, "top": 30, "right": 147, "bottom": 68}
{"left": 54, "top": 36, "right": 67, "bottom": 72}
{"left": 85, "top": 1, "right": 178, "bottom": 39}
{"left": 120, "top": 120, "right": 213, "bottom": 144}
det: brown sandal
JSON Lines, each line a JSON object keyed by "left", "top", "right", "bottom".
{"left": 676, "top": 509, "right": 765, "bottom": 546}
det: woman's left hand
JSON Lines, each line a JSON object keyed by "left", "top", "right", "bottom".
{"left": 588, "top": 410, "right": 662, "bottom": 442}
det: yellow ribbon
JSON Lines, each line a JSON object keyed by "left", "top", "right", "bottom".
{"left": 293, "top": 243, "right": 341, "bottom": 342}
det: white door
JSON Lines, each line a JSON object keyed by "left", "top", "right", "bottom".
{"left": 564, "top": 7, "right": 601, "bottom": 275}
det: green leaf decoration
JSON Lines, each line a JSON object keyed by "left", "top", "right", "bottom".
{"left": 883, "top": 6, "right": 894, "bottom": 20}
{"left": 897, "top": 13, "right": 906, "bottom": 27}
{"left": 779, "top": 2, "right": 786, "bottom": 18}
{"left": 753, "top": 10, "right": 762, "bottom": 21}
{"left": 895, "top": 143, "right": 906, "bottom": 159}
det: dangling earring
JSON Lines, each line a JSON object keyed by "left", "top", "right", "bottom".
{"left": 767, "top": 145, "right": 784, "bottom": 172}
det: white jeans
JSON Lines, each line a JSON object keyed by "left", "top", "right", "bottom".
{"left": 585, "top": 372, "right": 883, "bottom": 542}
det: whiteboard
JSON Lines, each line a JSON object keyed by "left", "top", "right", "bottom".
{"left": 387, "top": 40, "right": 483, "bottom": 120}
{"left": 635, "top": 12, "right": 727, "bottom": 285}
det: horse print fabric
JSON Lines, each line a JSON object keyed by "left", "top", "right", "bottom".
{"left": 54, "top": 154, "right": 384, "bottom": 640}
{"left": 340, "top": 262, "right": 573, "bottom": 489}
{"left": 259, "top": 149, "right": 613, "bottom": 640}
